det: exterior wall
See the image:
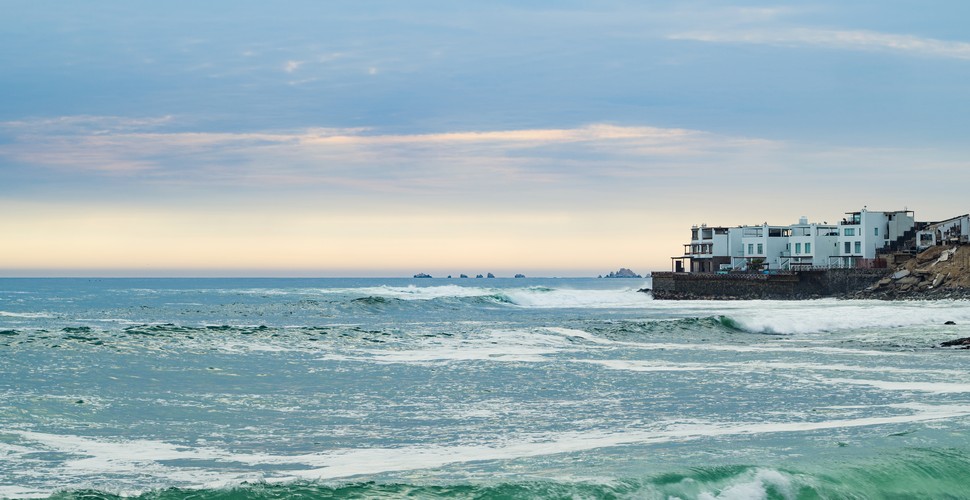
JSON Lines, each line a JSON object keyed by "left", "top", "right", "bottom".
{"left": 838, "top": 211, "right": 882, "bottom": 261}
{"left": 686, "top": 226, "right": 744, "bottom": 273}
{"left": 651, "top": 269, "right": 889, "bottom": 300}
{"left": 834, "top": 209, "right": 915, "bottom": 266}
{"left": 740, "top": 225, "right": 789, "bottom": 270}
{"left": 886, "top": 211, "right": 915, "bottom": 240}
{"left": 789, "top": 224, "right": 838, "bottom": 267}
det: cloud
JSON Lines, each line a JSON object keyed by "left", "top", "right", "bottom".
{"left": 8, "top": 116, "right": 962, "bottom": 208}
{"left": 0, "top": 118, "right": 777, "bottom": 185}
{"left": 283, "top": 60, "right": 304, "bottom": 73}
{"left": 669, "top": 28, "right": 970, "bottom": 60}
{"left": 0, "top": 115, "right": 175, "bottom": 134}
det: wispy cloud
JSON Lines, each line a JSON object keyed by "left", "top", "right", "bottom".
{"left": 670, "top": 28, "right": 970, "bottom": 60}
{"left": 0, "top": 115, "right": 176, "bottom": 134}
{"left": 0, "top": 117, "right": 778, "bottom": 190}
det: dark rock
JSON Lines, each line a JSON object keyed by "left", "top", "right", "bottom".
{"left": 459, "top": 274, "right": 469, "bottom": 278}
{"left": 941, "top": 336, "right": 970, "bottom": 347}
{"left": 514, "top": 274, "right": 525, "bottom": 278}
{"left": 945, "top": 321, "right": 957, "bottom": 325}
{"left": 487, "top": 273, "right": 495, "bottom": 278}
{"left": 476, "top": 274, "right": 484, "bottom": 278}
{"left": 413, "top": 273, "right": 432, "bottom": 278}
{"left": 604, "top": 268, "right": 642, "bottom": 278}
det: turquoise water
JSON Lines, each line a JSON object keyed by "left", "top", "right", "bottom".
{"left": 3, "top": 278, "right": 970, "bottom": 499}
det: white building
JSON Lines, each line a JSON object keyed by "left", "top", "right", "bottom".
{"left": 674, "top": 208, "right": 917, "bottom": 273}
{"left": 734, "top": 224, "right": 790, "bottom": 271}
{"left": 787, "top": 217, "right": 840, "bottom": 269}
{"left": 673, "top": 225, "right": 743, "bottom": 273}
{"left": 916, "top": 214, "right": 970, "bottom": 250}
{"left": 831, "top": 209, "right": 915, "bottom": 267}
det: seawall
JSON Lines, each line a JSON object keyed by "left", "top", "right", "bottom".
{"left": 650, "top": 269, "right": 889, "bottom": 300}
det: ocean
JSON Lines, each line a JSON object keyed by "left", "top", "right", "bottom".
{"left": 2, "top": 277, "right": 970, "bottom": 499}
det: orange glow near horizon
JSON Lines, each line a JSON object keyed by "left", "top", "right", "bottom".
{"left": 0, "top": 202, "right": 686, "bottom": 276}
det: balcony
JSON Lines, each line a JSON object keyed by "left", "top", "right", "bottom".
{"left": 683, "top": 243, "right": 713, "bottom": 256}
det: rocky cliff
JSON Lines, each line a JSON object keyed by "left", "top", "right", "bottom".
{"left": 855, "top": 245, "right": 970, "bottom": 299}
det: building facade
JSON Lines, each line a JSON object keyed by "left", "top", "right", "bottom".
{"left": 673, "top": 208, "right": 917, "bottom": 272}
{"left": 916, "top": 214, "right": 970, "bottom": 250}
{"left": 831, "top": 209, "right": 915, "bottom": 267}
{"left": 674, "top": 225, "right": 742, "bottom": 273}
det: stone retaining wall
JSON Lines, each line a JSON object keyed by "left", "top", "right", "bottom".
{"left": 650, "top": 269, "right": 888, "bottom": 300}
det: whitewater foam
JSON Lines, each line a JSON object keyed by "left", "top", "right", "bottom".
{"left": 0, "top": 310, "right": 54, "bottom": 318}
{"left": 320, "top": 329, "right": 587, "bottom": 365}
{"left": 7, "top": 401, "right": 970, "bottom": 494}
{"left": 820, "top": 377, "right": 970, "bottom": 394}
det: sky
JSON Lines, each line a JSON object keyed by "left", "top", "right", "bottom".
{"left": 2, "top": 1, "right": 969, "bottom": 277}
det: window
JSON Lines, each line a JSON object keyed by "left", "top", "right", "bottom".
{"left": 757, "top": 243, "right": 763, "bottom": 254}
{"left": 855, "top": 241, "right": 862, "bottom": 254}
{"left": 805, "top": 243, "right": 811, "bottom": 254}
{"left": 844, "top": 228, "right": 855, "bottom": 236}
{"left": 874, "top": 227, "right": 879, "bottom": 236}
{"left": 845, "top": 242, "right": 851, "bottom": 254}
{"left": 748, "top": 243, "right": 754, "bottom": 254}
{"left": 795, "top": 243, "right": 802, "bottom": 254}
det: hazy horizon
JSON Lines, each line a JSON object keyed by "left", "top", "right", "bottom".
{"left": 3, "top": 1, "right": 969, "bottom": 276}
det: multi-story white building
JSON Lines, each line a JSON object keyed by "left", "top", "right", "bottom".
{"left": 674, "top": 225, "right": 743, "bottom": 273}
{"left": 734, "top": 224, "right": 791, "bottom": 271}
{"left": 787, "top": 218, "right": 840, "bottom": 269}
{"left": 673, "top": 208, "right": 917, "bottom": 272}
{"left": 831, "top": 209, "right": 915, "bottom": 267}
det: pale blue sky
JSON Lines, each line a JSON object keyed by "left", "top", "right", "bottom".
{"left": 2, "top": 1, "right": 969, "bottom": 275}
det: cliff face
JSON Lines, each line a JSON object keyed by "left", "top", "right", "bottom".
{"left": 857, "top": 245, "right": 970, "bottom": 299}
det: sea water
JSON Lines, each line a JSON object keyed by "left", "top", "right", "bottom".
{"left": 2, "top": 277, "right": 970, "bottom": 499}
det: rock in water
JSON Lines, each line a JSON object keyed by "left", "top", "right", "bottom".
{"left": 413, "top": 273, "right": 432, "bottom": 278}
{"left": 604, "top": 268, "right": 642, "bottom": 278}
{"left": 941, "top": 336, "right": 970, "bottom": 347}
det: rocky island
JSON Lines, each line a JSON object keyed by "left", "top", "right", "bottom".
{"left": 601, "top": 268, "right": 642, "bottom": 278}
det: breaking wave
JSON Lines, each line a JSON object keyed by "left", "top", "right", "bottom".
{"left": 337, "top": 285, "right": 651, "bottom": 309}
{"left": 24, "top": 448, "right": 970, "bottom": 499}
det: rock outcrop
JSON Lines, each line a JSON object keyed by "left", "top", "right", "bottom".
{"left": 603, "top": 268, "right": 642, "bottom": 278}
{"left": 413, "top": 273, "right": 432, "bottom": 278}
{"left": 941, "top": 336, "right": 970, "bottom": 348}
{"left": 854, "top": 245, "right": 970, "bottom": 300}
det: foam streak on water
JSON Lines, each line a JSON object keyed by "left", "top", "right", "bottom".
{"left": 2, "top": 277, "right": 970, "bottom": 499}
